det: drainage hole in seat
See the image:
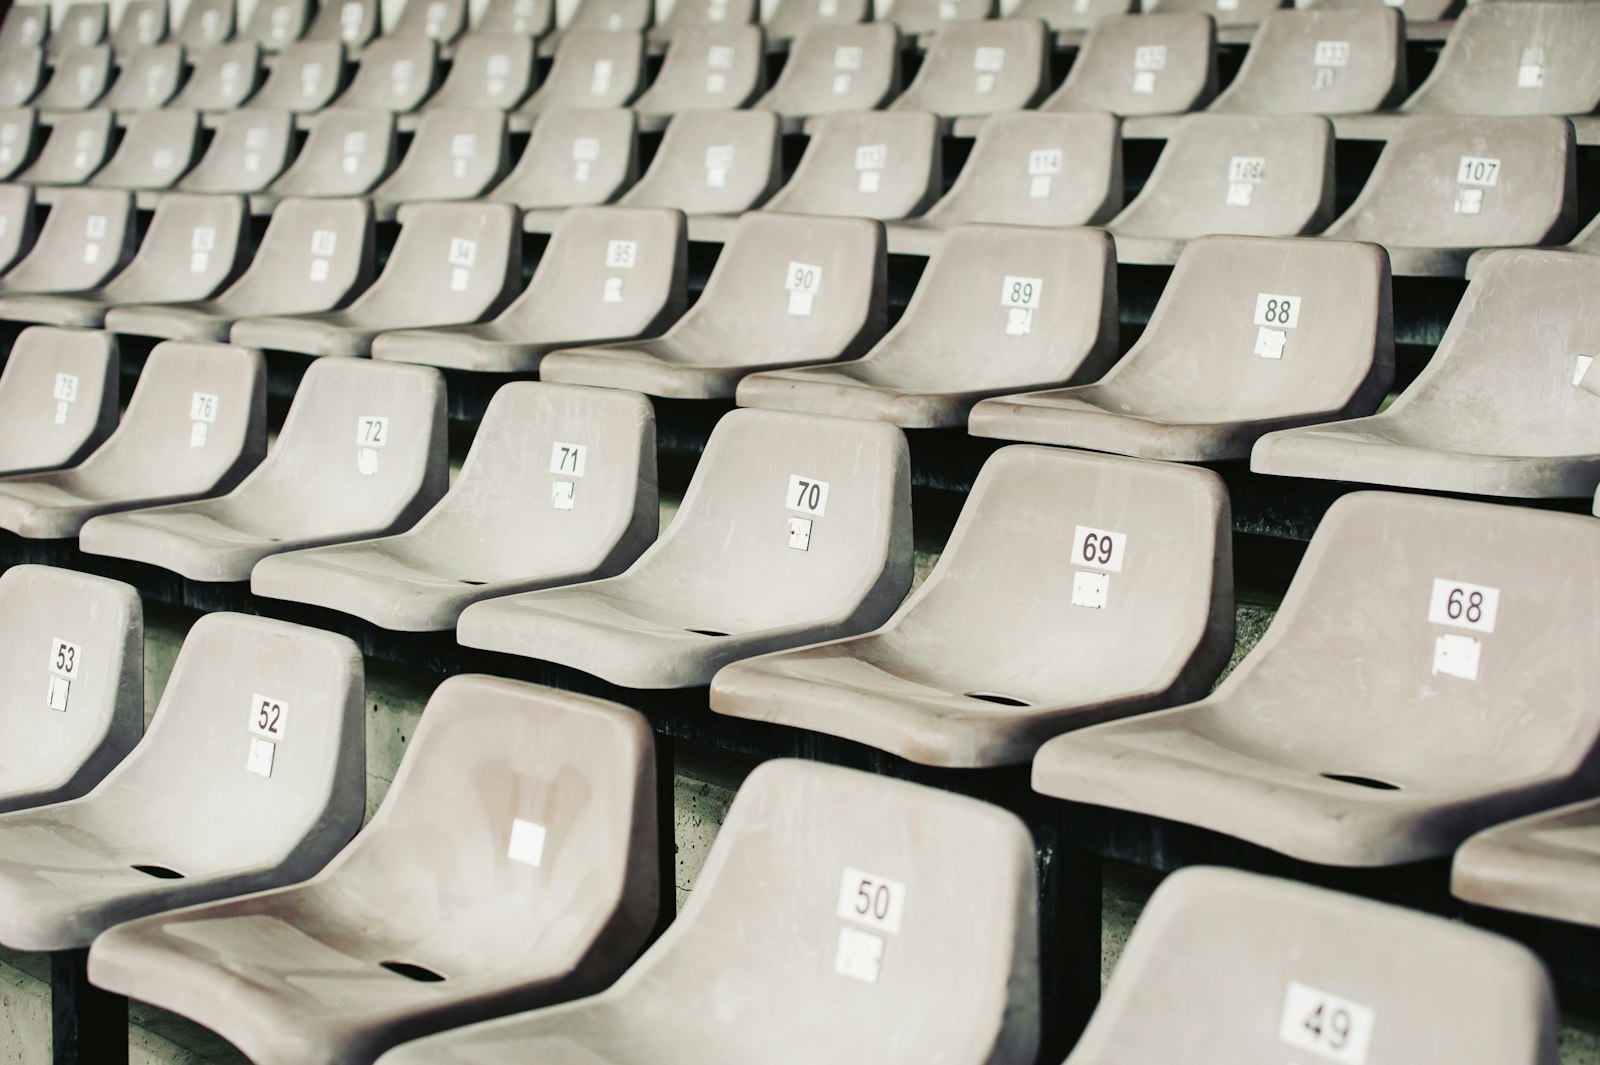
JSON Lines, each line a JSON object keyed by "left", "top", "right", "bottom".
{"left": 380, "top": 961, "right": 447, "bottom": 983}
{"left": 965, "top": 692, "right": 1031, "bottom": 707}
{"left": 687, "top": 629, "right": 729, "bottom": 637}
{"left": 131, "top": 864, "right": 185, "bottom": 879}
{"left": 1321, "top": 773, "right": 1401, "bottom": 791}
{"left": 458, "top": 580, "right": 486, "bottom": 586}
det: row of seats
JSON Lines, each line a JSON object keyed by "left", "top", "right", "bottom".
{"left": 0, "top": 560, "right": 1571, "bottom": 1061}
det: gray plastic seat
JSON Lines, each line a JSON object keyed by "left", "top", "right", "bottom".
{"left": 652, "top": 0, "right": 757, "bottom": 45}
{"left": 0, "top": 110, "right": 40, "bottom": 181}
{"left": 108, "top": 197, "right": 376, "bottom": 343}
{"left": 475, "top": 0, "right": 556, "bottom": 38}
{"left": 1253, "top": 249, "right": 1600, "bottom": 498}
{"left": 239, "top": 0, "right": 312, "bottom": 52}
{"left": 390, "top": 0, "right": 468, "bottom": 45}
{"left": 1316, "top": 115, "right": 1576, "bottom": 277}
{"left": 305, "top": 0, "right": 379, "bottom": 50}
{"left": 0, "top": 327, "right": 119, "bottom": 476}
{"left": 885, "top": 111, "right": 1122, "bottom": 256}
{"left": 713, "top": 445, "right": 1231, "bottom": 766}
{"left": 1455, "top": 798, "right": 1600, "bottom": 931}
{"left": 91, "top": 673, "right": 659, "bottom": 1065}
{"left": 33, "top": 44, "right": 112, "bottom": 111}
{"left": 80, "top": 357, "right": 447, "bottom": 583}
{"left": 111, "top": 0, "right": 168, "bottom": 52}
{"left": 1035, "top": 490, "right": 1600, "bottom": 868}
{"left": 0, "top": 183, "right": 38, "bottom": 274}
{"left": 489, "top": 108, "right": 638, "bottom": 228}
{"left": 173, "top": 0, "right": 236, "bottom": 53}
{"left": 374, "top": 205, "right": 685, "bottom": 373}
{"left": 369, "top": 107, "right": 509, "bottom": 221}
{"left": 616, "top": 109, "right": 780, "bottom": 218}
{"left": 100, "top": 42, "right": 184, "bottom": 113}
{"left": 970, "top": 235, "right": 1392, "bottom": 461}
{"left": 889, "top": 18, "right": 1049, "bottom": 133}
{"left": 1068, "top": 866, "right": 1558, "bottom": 1064}
{"left": 764, "top": 0, "right": 871, "bottom": 46}
{"left": 333, "top": 36, "right": 440, "bottom": 113}
{"left": 169, "top": 40, "right": 263, "bottom": 112}
{"left": 177, "top": 108, "right": 294, "bottom": 197}
{"left": 1207, "top": 6, "right": 1403, "bottom": 116}
{"left": 752, "top": 23, "right": 901, "bottom": 132}
{"left": 0, "top": 6, "right": 49, "bottom": 53}
{"left": 0, "top": 46, "right": 44, "bottom": 108}
{"left": 0, "top": 339, "right": 266, "bottom": 540}
{"left": 1040, "top": 13, "right": 1216, "bottom": 117}
{"left": 543, "top": 0, "right": 654, "bottom": 56}
{"left": 1011, "top": 0, "right": 1134, "bottom": 37}
{"left": 231, "top": 201, "right": 520, "bottom": 357}
{"left": 0, "top": 565, "right": 141, "bottom": 816}
{"left": 632, "top": 25, "right": 767, "bottom": 133}
{"left": 888, "top": 0, "right": 996, "bottom": 36}
{"left": 376, "top": 758, "right": 1038, "bottom": 1065}
{"left": 1102, "top": 113, "right": 1334, "bottom": 265}
{"left": 513, "top": 30, "right": 646, "bottom": 126}
{"left": 49, "top": 2, "right": 109, "bottom": 57}
{"left": 0, "top": 192, "right": 247, "bottom": 327}
{"left": 0, "top": 186, "right": 135, "bottom": 297}
{"left": 254, "top": 109, "right": 398, "bottom": 211}
{"left": 245, "top": 39, "right": 348, "bottom": 114}
{"left": 407, "top": 32, "right": 536, "bottom": 127}
{"left": 0, "top": 611, "right": 363, "bottom": 953}
{"left": 542, "top": 211, "right": 884, "bottom": 400}
{"left": 459, "top": 408, "right": 911, "bottom": 688}
{"left": 1145, "top": 0, "right": 1283, "bottom": 32}
{"left": 254, "top": 383, "right": 659, "bottom": 629}
{"left": 85, "top": 106, "right": 200, "bottom": 193}
{"left": 15, "top": 108, "right": 112, "bottom": 186}
{"left": 740, "top": 224, "right": 1115, "bottom": 427}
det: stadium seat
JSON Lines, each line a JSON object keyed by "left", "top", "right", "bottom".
{"left": 172, "top": 0, "right": 235, "bottom": 53}
{"left": 0, "top": 327, "right": 119, "bottom": 476}
{"left": 475, "top": 0, "right": 555, "bottom": 38}
{"left": 1101, "top": 113, "right": 1334, "bottom": 264}
{"left": 0, "top": 191, "right": 247, "bottom": 327}
{"left": 712, "top": 445, "right": 1231, "bottom": 766}
{"left": 751, "top": 23, "right": 901, "bottom": 131}
{"left": 106, "top": 197, "right": 376, "bottom": 343}
{"left": 1207, "top": 5, "right": 1403, "bottom": 116}
{"left": 111, "top": 0, "right": 167, "bottom": 52}
{"left": 1067, "top": 866, "right": 1559, "bottom": 1064}
{"left": 238, "top": 0, "right": 312, "bottom": 52}
{"left": 33, "top": 44, "right": 112, "bottom": 112}
{"left": 14, "top": 108, "right": 112, "bottom": 187}
{"left": 373, "top": 205, "right": 686, "bottom": 373}
{"left": 489, "top": 107, "right": 638, "bottom": 228}
{"left": 100, "top": 42, "right": 183, "bottom": 113}
{"left": 0, "top": 187, "right": 135, "bottom": 297}
{"left": 0, "top": 339, "right": 266, "bottom": 540}
{"left": 169, "top": 40, "right": 263, "bottom": 112}
{"left": 90, "top": 674, "right": 660, "bottom": 1065}
{"left": 253, "top": 108, "right": 398, "bottom": 211}
{"left": 305, "top": 0, "right": 379, "bottom": 50}
{"left": 739, "top": 224, "right": 1116, "bottom": 427}
{"left": 0, "top": 5, "right": 49, "bottom": 53}
{"left": 48, "top": 2, "right": 109, "bottom": 58}
{"left": 1039, "top": 12, "right": 1216, "bottom": 117}
{"left": 512, "top": 29, "right": 646, "bottom": 125}
{"left": 1145, "top": 0, "right": 1284, "bottom": 34}
{"left": 615, "top": 108, "right": 780, "bottom": 218}
{"left": 1252, "top": 249, "right": 1600, "bottom": 498}
{"left": 0, "top": 183, "right": 38, "bottom": 272}
{"left": 375, "top": 759, "right": 1039, "bottom": 1065}
{"left": 331, "top": 35, "right": 439, "bottom": 114}
{"left": 0, "top": 47, "right": 44, "bottom": 108}
{"left": 79, "top": 357, "right": 447, "bottom": 583}
{"left": 177, "top": 109, "right": 295, "bottom": 198}
{"left": 1456, "top": 799, "right": 1600, "bottom": 931}
{"left": 632, "top": 25, "right": 767, "bottom": 133}
{"left": 888, "top": 0, "right": 996, "bottom": 37}
{"left": 0, "top": 566, "right": 142, "bottom": 816}
{"left": 542, "top": 0, "right": 653, "bottom": 56}
{"left": 1035, "top": 490, "right": 1600, "bottom": 869}
{"left": 652, "top": 0, "right": 757, "bottom": 45}
{"left": 244, "top": 39, "right": 348, "bottom": 114}
{"left": 889, "top": 18, "right": 1050, "bottom": 133}
{"left": 252, "top": 384, "right": 659, "bottom": 629}
{"left": 458, "top": 409, "right": 911, "bottom": 688}
{"left": 0, "top": 110, "right": 40, "bottom": 180}
{"left": 764, "top": 0, "right": 872, "bottom": 46}
{"left": 969, "top": 235, "right": 1392, "bottom": 461}
{"left": 540, "top": 212, "right": 883, "bottom": 399}
{"left": 0, "top": 612, "right": 363, "bottom": 953}
{"left": 368, "top": 108, "right": 509, "bottom": 220}
{"left": 885, "top": 111, "right": 1122, "bottom": 256}
{"left": 1317, "top": 115, "right": 1576, "bottom": 277}
{"left": 1011, "top": 0, "right": 1134, "bottom": 38}
{"left": 405, "top": 33, "right": 536, "bottom": 127}
{"left": 389, "top": 0, "right": 468, "bottom": 46}
{"left": 83, "top": 107, "right": 200, "bottom": 196}
{"left": 230, "top": 201, "right": 520, "bottom": 357}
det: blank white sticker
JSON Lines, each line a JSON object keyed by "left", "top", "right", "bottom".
{"left": 819, "top": 0, "right": 839, "bottom": 14}
{"left": 786, "top": 474, "right": 829, "bottom": 516}
{"left": 83, "top": 242, "right": 101, "bottom": 267}
{"left": 47, "top": 675, "right": 70, "bottom": 712}
{"left": 1134, "top": 44, "right": 1167, "bottom": 71}
{"left": 1132, "top": 69, "right": 1157, "bottom": 94}
{"left": 53, "top": 373, "right": 79, "bottom": 403}
{"left": 450, "top": 133, "right": 476, "bottom": 159}
{"left": 550, "top": 441, "right": 587, "bottom": 476}
{"left": 357, "top": 415, "right": 389, "bottom": 448}
{"left": 552, "top": 480, "right": 575, "bottom": 510}
{"left": 858, "top": 170, "right": 881, "bottom": 193}
{"left": 1071, "top": 525, "right": 1127, "bottom": 572}
{"left": 309, "top": 257, "right": 330, "bottom": 282}
{"left": 1000, "top": 276, "right": 1042, "bottom": 310}
{"left": 1227, "top": 182, "right": 1254, "bottom": 207}
{"left": 190, "top": 252, "right": 210, "bottom": 273}
{"left": 1574, "top": 354, "right": 1594, "bottom": 386}
{"left": 602, "top": 276, "right": 623, "bottom": 302}
{"left": 247, "top": 735, "right": 275, "bottom": 778}
{"left": 1028, "top": 148, "right": 1062, "bottom": 176}
{"left": 507, "top": 818, "right": 547, "bottom": 866}
{"left": 1433, "top": 633, "right": 1481, "bottom": 681}
{"left": 1454, "top": 188, "right": 1483, "bottom": 215}
{"left": 1254, "top": 327, "right": 1287, "bottom": 360}
{"left": 1456, "top": 156, "right": 1500, "bottom": 187}
{"left": 1229, "top": 156, "right": 1266, "bottom": 184}
{"left": 973, "top": 46, "right": 1005, "bottom": 72}
{"left": 605, "top": 240, "right": 637, "bottom": 268}
{"left": 450, "top": 267, "right": 470, "bottom": 291}
{"left": 86, "top": 214, "right": 108, "bottom": 239}
{"left": 1427, "top": 578, "right": 1499, "bottom": 634}
{"left": 591, "top": 58, "right": 614, "bottom": 94}
{"left": 1030, "top": 175, "right": 1053, "bottom": 199}
{"left": 838, "top": 866, "right": 906, "bottom": 933}
{"left": 54, "top": 401, "right": 69, "bottom": 426}
{"left": 248, "top": 693, "right": 288, "bottom": 742}
{"left": 1006, "top": 307, "right": 1032, "bottom": 336}
{"left": 705, "top": 144, "right": 735, "bottom": 172}
{"left": 190, "top": 421, "right": 208, "bottom": 448}
{"left": 1314, "top": 40, "right": 1350, "bottom": 67}
{"left": 831, "top": 73, "right": 853, "bottom": 95}
{"left": 1279, "top": 982, "right": 1376, "bottom": 1065}
{"left": 1071, "top": 570, "right": 1109, "bottom": 610}
{"left": 190, "top": 391, "right": 219, "bottom": 423}
{"left": 1253, "top": 293, "right": 1301, "bottom": 329}
{"left": 49, "top": 638, "right": 80, "bottom": 679}
{"left": 787, "top": 516, "right": 812, "bottom": 551}
{"left": 835, "top": 925, "right": 884, "bottom": 984}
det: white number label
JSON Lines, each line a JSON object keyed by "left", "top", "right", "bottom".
{"left": 358, "top": 415, "right": 389, "bottom": 447}
{"left": 786, "top": 474, "right": 829, "bottom": 516}
{"left": 1253, "top": 293, "right": 1301, "bottom": 329}
{"left": 1229, "top": 156, "right": 1266, "bottom": 184}
{"left": 605, "top": 239, "right": 637, "bottom": 268}
{"left": 248, "top": 693, "right": 288, "bottom": 741}
{"left": 834, "top": 45, "right": 862, "bottom": 70}
{"left": 973, "top": 46, "right": 1005, "bottom": 72}
{"left": 786, "top": 261, "right": 823, "bottom": 315}
{"left": 1071, "top": 525, "right": 1127, "bottom": 573}
{"left": 1279, "top": 982, "right": 1375, "bottom": 1065}
{"left": 448, "top": 238, "right": 477, "bottom": 268}
{"left": 50, "top": 638, "right": 80, "bottom": 679}
{"left": 53, "top": 373, "right": 79, "bottom": 403}
{"left": 1427, "top": 578, "right": 1499, "bottom": 634}
{"left": 1133, "top": 44, "right": 1167, "bottom": 71}
{"left": 1028, "top": 149, "right": 1062, "bottom": 176}
{"left": 855, "top": 143, "right": 888, "bottom": 171}
{"left": 550, "top": 442, "right": 587, "bottom": 476}
{"left": 837, "top": 866, "right": 906, "bottom": 934}
{"left": 1456, "top": 156, "right": 1500, "bottom": 187}
{"left": 86, "top": 214, "right": 108, "bottom": 240}
{"left": 1314, "top": 40, "right": 1350, "bottom": 67}
{"left": 1000, "top": 276, "right": 1042, "bottom": 310}
{"left": 190, "top": 391, "right": 218, "bottom": 422}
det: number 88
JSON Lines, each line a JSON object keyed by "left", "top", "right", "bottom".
{"left": 1264, "top": 298, "right": 1291, "bottom": 325}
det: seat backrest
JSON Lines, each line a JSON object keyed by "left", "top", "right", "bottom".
{"left": 180, "top": 108, "right": 294, "bottom": 193}
{"left": 1321, "top": 115, "right": 1575, "bottom": 253}
{"left": 172, "top": 40, "right": 262, "bottom": 110}
{"left": 113, "top": 0, "right": 168, "bottom": 51}
{"left": 425, "top": 32, "right": 536, "bottom": 112}
{"left": 1210, "top": 6, "right": 1403, "bottom": 114}
{"left": 636, "top": 25, "right": 767, "bottom": 115}
{"left": 564, "top": 0, "right": 654, "bottom": 33}
{"left": 755, "top": 22, "right": 901, "bottom": 119}
{"left": 97, "top": 191, "right": 249, "bottom": 303}
{"left": 522, "top": 29, "right": 646, "bottom": 112}
{"left": 51, "top": 1, "right": 109, "bottom": 54}
{"left": 0, "top": 326, "right": 119, "bottom": 475}
{"left": 618, "top": 108, "right": 780, "bottom": 214}
{"left": 890, "top": 17, "right": 1049, "bottom": 117}
{"left": 336, "top": 34, "right": 439, "bottom": 112}
{"left": 765, "top": 110, "right": 941, "bottom": 221}
{"left": 764, "top": 0, "right": 871, "bottom": 44}
{"left": 1108, "top": 113, "right": 1333, "bottom": 240}
{"left": 305, "top": 0, "right": 378, "bottom": 49}
{"left": 87, "top": 612, "right": 364, "bottom": 879}
{"left": 1309, "top": 0, "right": 1458, "bottom": 20}
{"left": 921, "top": 111, "right": 1123, "bottom": 229}
{"left": 245, "top": 39, "right": 347, "bottom": 112}
{"left": 16, "top": 108, "right": 113, "bottom": 185}
{"left": 0, "top": 185, "right": 135, "bottom": 293}
{"left": 1011, "top": 0, "right": 1134, "bottom": 32}
{"left": 1044, "top": 12, "right": 1216, "bottom": 116}
{"left": 658, "top": 0, "right": 758, "bottom": 37}
{"left": 611, "top": 759, "right": 1038, "bottom": 1063}
{"left": 1402, "top": 0, "right": 1600, "bottom": 117}
{"left": 1145, "top": 0, "right": 1285, "bottom": 28}
{"left": 239, "top": 0, "right": 311, "bottom": 50}
{"left": 1067, "top": 866, "right": 1558, "bottom": 1064}
{"left": 476, "top": 0, "right": 555, "bottom": 37}
{"left": 89, "top": 107, "right": 200, "bottom": 190}
{"left": 0, "top": 46, "right": 44, "bottom": 108}
{"left": 888, "top": 0, "right": 996, "bottom": 35}
{"left": 0, "top": 182, "right": 38, "bottom": 271}
{"left": 0, "top": 109, "right": 40, "bottom": 180}
{"left": 267, "top": 108, "right": 397, "bottom": 198}
{"left": 0, "top": 565, "right": 142, "bottom": 812}
{"left": 490, "top": 107, "right": 638, "bottom": 209}
{"left": 173, "top": 0, "right": 236, "bottom": 50}
{"left": 203, "top": 196, "right": 376, "bottom": 318}
{"left": 373, "top": 106, "right": 508, "bottom": 202}
{"left": 389, "top": 0, "right": 468, "bottom": 41}
{"left": 36, "top": 44, "right": 112, "bottom": 110}
{"left": 0, "top": 5, "right": 49, "bottom": 52}
{"left": 338, "top": 200, "right": 521, "bottom": 325}
{"left": 101, "top": 42, "right": 184, "bottom": 111}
